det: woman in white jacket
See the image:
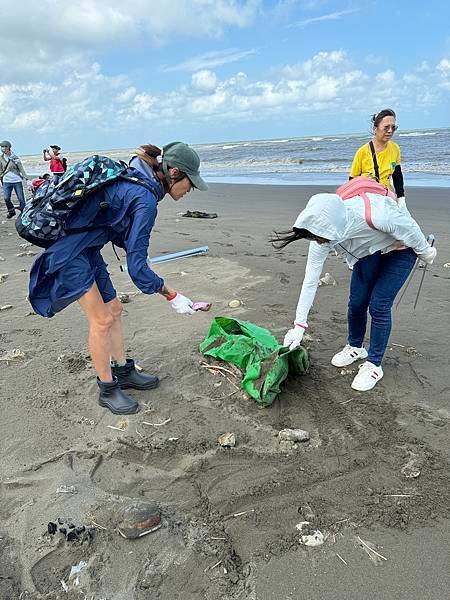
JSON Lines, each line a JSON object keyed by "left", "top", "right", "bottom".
{"left": 274, "top": 192, "right": 436, "bottom": 392}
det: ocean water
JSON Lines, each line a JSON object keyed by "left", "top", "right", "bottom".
{"left": 20, "top": 128, "right": 450, "bottom": 187}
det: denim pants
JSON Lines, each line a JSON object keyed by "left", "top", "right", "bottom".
{"left": 2, "top": 181, "right": 26, "bottom": 211}
{"left": 347, "top": 249, "right": 417, "bottom": 366}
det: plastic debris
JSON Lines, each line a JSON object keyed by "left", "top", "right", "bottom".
{"left": 0, "top": 349, "right": 25, "bottom": 362}
{"left": 218, "top": 432, "right": 236, "bottom": 447}
{"left": 0, "top": 273, "right": 9, "bottom": 283}
{"left": 56, "top": 485, "right": 78, "bottom": 494}
{"left": 278, "top": 428, "right": 310, "bottom": 443}
{"left": 319, "top": 272, "right": 336, "bottom": 286}
{"left": 443, "top": 263, "right": 450, "bottom": 268}
{"left": 0, "top": 256, "right": 5, "bottom": 261}
{"left": 0, "top": 305, "right": 13, "bottom": 311}
{"left": 116, "top": 499, "right": 162, "bottom": 539}
{"left": 192, "top": 301, "right": 212, "bottom": 312}
{"left": 16, "top": 250, "right": 36, "bottom": 257}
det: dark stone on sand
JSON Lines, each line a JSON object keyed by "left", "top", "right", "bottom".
{"left": 116, "top": 499, "right": 161, "bottom": 539}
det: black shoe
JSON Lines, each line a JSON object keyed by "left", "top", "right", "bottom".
{"left": 6, "top": 210, "right": 16, "bottom": 219}
{"left": 97, "top": 376, "right": 140, "bottom": 414}
{"left": 112, "top": 359, "right": 159, "bottom": 391}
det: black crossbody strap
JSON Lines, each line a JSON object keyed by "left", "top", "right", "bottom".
{"left": 369, "top": 141, "right": 380, "bottom": 182}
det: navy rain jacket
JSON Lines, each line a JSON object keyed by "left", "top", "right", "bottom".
{"left": 29, "top": 166, "right": 166, "bottom": 317}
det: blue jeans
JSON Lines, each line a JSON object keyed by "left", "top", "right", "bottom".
{"left": 2, "top": 181, "right": 26, "bottom": 211}
{"left": 347, "top": 249, "right": 417, "bottom": 366}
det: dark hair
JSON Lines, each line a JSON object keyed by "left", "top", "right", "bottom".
{"left": 136, "top": 144, "right": 188, "bottom": 189}
{"left": 371, "top": 109, "right": 396, "bottom": 128}
{"left": 270, "top": 227, "right": 320, "bottom": 249}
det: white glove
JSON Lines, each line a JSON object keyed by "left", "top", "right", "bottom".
{"left": 283, "top": 324, "right": 306, "bottom": 350}
{"left": 418, "top": 245, "right": 437, "bottom": 265}
{"left": 169, "top": 293, "right": 195, "bottom": 315}
{"left": 397, "top": 196, "right": 406, "bottom": 208}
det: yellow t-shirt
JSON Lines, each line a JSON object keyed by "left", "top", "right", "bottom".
{"left": 349, "top": 141, "right": 401, "bottom": 191}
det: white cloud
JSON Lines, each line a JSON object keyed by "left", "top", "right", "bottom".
{"left": 0, "top": 1, "right": 261, "bottom": 82}
{"left": 290, "top": 8, "right": 359, "bottom": 28}
{"left": 1, "top": 49, "right": 448, "bottom": 140}
{"left": 162, "top": 48, "right": 257, "bottom": 72}
{"left": 376, "top": 69, "right": 396, "bottom": 84}
{"left": 437, "top": 58, "right": 450, "bottom": 72}
{"left": 192, "top": 70, "right": 218, "bottom": 91}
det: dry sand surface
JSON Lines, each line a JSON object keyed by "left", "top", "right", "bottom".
{"left": 0, "top": 183, "right": 449, "bottom": 599}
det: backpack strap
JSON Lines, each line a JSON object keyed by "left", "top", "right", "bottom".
{"left": 360, "top": 192, "right": 375, "bottom": 229}
{"left": 369, "top": 141, "right": 380, "bottom": 182}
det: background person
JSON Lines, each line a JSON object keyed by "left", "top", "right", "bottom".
{"left": 350, "top": 109, "right": 405, "bottom": 204}
{"left": 31, "top": 173, "right": 51, "bottom": 195}
{"left": 0, "top": 140, "right": 30, "bottom": 218}
{"left": 43, "top": 145, "right": 67, "bottom": 182}
{"left": 274, "top": 192, "right": 436, "bottom": 392}
{"left": 29, "top": 142, "right": 208, "bottom": 415}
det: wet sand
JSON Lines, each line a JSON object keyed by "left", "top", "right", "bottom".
{"left": 0, "top": 183, "right": 449, "bottom": 599}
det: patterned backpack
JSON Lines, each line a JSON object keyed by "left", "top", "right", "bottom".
{"left": 16, "top": 155, "right": 156, "bottom": 248}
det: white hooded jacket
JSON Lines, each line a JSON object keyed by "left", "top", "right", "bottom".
{"left": 292, "top": 193, "right": 430, "bottom": 325}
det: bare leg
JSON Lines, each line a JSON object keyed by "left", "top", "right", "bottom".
{"left": 107, "top": 297, "right": 126, "bottom": 364}
{"left": 78, "top": 284, "right": 115, "bottom": 382}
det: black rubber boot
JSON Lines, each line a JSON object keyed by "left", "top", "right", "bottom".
{"left": 112, "top": 359, "right": 159, "bottom": 391}
{"left": 97, "top": 376, "right": 140, "bottom": 414}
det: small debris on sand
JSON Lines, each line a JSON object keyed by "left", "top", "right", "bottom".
{"left": 296, "top": 522, "right": 325, "bottom": 546}
{"left": 107, "top": 417, "right": 129, "bottom": 432}
{"left": 401, "top": 455, "right": 421, "bottom": 479}
{"left": 228, "top": 299, "right": 241, "bottom": 308}
{"left": 0, "top": 348, "right": 25, "bottom": 362}
{"left": 118, "top": 293, "right": 131, "bottom": 304}
{"left": 278, "top": 428, "right": 310, "bottom": 443}
{"left": 116, "top": 499, "right": 162, "bottom": 539}
{"left": 218, "top": 432, "right": 236, "bottom": 447}
{"left": 319, "top": 272, "right": 336, "bottom": 286}
{"left": 0, "top": 304, "right": 13, "bottom": 311}
{"left": 0, "top": 273, "right": 9, "bottom": 283}
{"left": 56, "top": 485, "right": 77, "bottom": 494}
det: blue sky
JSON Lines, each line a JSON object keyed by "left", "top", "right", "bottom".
{"left": 1, "top": 0, "right": 449, "bottom": 153}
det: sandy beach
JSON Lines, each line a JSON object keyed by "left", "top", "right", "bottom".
{"left": 0, "top": 183, "right": 449, "bottom": 599}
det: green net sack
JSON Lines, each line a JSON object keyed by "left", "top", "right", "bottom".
{"left": 199, "top": 317, "right": 309, "bottom": 407}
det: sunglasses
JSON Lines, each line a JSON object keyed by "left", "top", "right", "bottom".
{"left": 381, "top": 125, "right": 398, "bottom": 132}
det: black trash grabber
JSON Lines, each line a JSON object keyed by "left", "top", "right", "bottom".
{"left": 395, "top": 234, "right": 435, "bottom": 310}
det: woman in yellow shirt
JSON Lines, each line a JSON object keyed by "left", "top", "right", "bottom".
{"left": 350, "top": 109, "right": 405, "bottom": 202}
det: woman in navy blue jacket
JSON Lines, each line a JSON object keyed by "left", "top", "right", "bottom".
{"left": 29, "top": 142, "right": 208, "bottom": 415}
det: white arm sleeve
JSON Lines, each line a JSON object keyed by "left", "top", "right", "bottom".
{"left": 372, "top": 204, "right": 429, "bottom": 255}
{"left": 294, "top": 241, "right": 330, "bottom": 325}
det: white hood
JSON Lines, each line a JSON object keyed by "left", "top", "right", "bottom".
{"left": 293, "top": 193, "right": 350, "bottom": 243}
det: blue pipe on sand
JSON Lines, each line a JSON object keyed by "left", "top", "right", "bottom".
{"left": 120, "top": 246, "right": 209, "bottom": 272}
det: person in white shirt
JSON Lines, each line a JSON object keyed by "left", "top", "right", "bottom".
{"left": 0, "top": 140, "right": 29, "bottom": 218}
{"left": 273, "top": 192, "right": 436, "bottom": 391}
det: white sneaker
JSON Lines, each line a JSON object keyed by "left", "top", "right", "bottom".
{"left": 351, "top": 361, "right": 383, "bottom": 391}
{"left": 331, "top": 344, "right": 368, "bottom": 367}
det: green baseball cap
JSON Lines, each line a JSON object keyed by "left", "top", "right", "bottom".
{"left": 162, "top": 141, "right": 208, "bottom": 191}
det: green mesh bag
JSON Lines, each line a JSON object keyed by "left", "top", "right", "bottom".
{"left": 199, "top": 317, "right": 309, "bottom": 407}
